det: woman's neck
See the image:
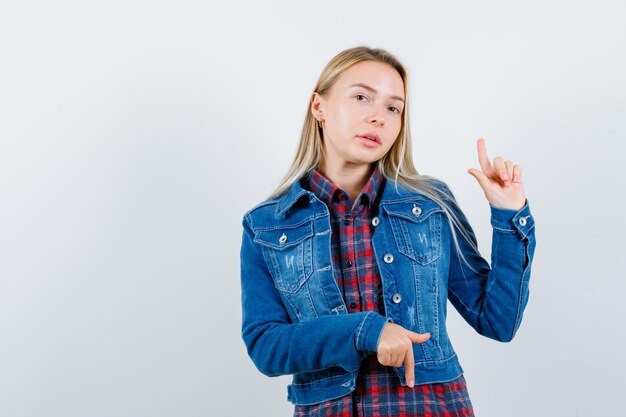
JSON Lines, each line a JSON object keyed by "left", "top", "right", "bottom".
{"left": 317, "top": 159, "right": 374, "bottom": 202}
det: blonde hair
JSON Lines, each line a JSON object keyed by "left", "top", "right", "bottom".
{"left": 268, "top": 46, "right": 482, "bottom": 274}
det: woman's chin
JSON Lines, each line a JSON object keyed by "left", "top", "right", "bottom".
{"left": 346, "top": 153, "right": 382, "bottom": 166}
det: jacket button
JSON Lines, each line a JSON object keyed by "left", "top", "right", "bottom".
{"left": 383, "top": 254, "right": 394, "bottom": 263}
{"left": 278, "top": 233, "right": 287, "bottom": 244}
{"left": 412, "top": 206, "right": 422, "bottom": 217}
{"left": 392, "top": 293, "right": 402, "bottom": 303}
{"left": 519, "top": 216, "right": 528, "bottom": 226}
{"left": 372, "top": 216, "right": 380, "bottom": 226}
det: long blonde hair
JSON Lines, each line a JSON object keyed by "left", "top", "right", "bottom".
{"left": 268, "top": 46, "right": 482, "bottom": 274}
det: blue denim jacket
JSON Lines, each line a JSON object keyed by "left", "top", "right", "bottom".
{"left": 240, "top": 175, "right": 536, "bottom": 406}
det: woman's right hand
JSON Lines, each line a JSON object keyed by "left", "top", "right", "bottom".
{"left": 376, "top": 322, "right": 431, "bottom": 388}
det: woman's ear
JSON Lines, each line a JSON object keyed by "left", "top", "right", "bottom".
{"left": 310, "top": 92, "right": 324, "bottom": 122}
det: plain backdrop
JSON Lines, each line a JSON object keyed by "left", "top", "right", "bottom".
{"left": 1, "top": 1, "right": 625, "bottom": 416}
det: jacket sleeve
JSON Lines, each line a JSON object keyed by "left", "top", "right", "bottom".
{"left": 439, "top": 182, "right": 537, "bottom": 342}
{"left": 240, "top": 213, "right": 391, "bottom": 377}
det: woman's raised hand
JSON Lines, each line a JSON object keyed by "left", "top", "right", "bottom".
{"left": 467, "top": 138, "right": 527, "bottom": 210}
{"left": 376, "top": 322, "right": 430, "bottom": 388}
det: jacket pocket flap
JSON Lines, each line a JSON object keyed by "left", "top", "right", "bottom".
{"left": 382, "top": 199, "right": 443, "bottom": 223}
{"left": 254, "top": 222, "right": 314, "bottom": 250}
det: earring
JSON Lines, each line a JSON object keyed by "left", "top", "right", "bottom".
{"left": 318, "top": 119, "right": 325, "bottom": 128}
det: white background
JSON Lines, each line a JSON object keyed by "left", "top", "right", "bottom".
{"left": 1, "top": 1, "right": 625, "bottom": 416}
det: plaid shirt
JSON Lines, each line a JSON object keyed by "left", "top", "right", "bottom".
{"left": 294, "top": 165, "right": 475, "bottom": 417}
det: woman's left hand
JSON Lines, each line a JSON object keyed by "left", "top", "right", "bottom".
{"left": 467, "top": 138, "right": 526, "bottom": 210}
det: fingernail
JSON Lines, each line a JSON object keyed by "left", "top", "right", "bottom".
{"left": 409, "top": 379, "right": 414, "bottom": 387}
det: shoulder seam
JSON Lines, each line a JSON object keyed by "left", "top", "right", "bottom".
{"left": 243, "top": 198, "right": 280, "bottom": 218}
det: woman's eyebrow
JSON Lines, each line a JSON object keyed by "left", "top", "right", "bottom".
{"left": 349, "top": 83, "right": 405, "bottom": 103}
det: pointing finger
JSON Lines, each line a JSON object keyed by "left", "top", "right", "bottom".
{"left": 404, "top": 342, "right": 415, "bottom": 388}
{"left": 477, "top": 138, "right": 493, "bottom": 174}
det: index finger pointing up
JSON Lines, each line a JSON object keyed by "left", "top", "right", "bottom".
{"left": 477, "top": 138, "right": 493, "bottom": 173}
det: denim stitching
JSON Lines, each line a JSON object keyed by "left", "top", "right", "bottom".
{"left": 355, "top": 312, "right": 371, "bottom": 351}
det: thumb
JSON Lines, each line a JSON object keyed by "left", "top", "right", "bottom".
{"left": 467, "top": 168, "right": 491, "bottom": 190}
{"left": 406, "top": 330, "right": 430, "bottom": 344}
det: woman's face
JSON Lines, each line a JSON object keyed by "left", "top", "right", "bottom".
{"left": 311, "top": 60, "right": 405, "bottom": 168}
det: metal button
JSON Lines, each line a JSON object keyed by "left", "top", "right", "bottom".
{"left": 412, "top": 206, "right": 422, "bottom": 217}
{"left": 372, "top": 216, "right": 380, "bottom": 226}
{"left": 279, "top": 233, "right": 287, "bottom": 244}
{"left": 345, "top": 260, "right": 353, "bottom": 267}
{"left": 392, "top": 293, "right": 402, "bottom": 303}
{"left": 519, "top": 216, "right": 528, "bottom": 226}
{"left": 383, "top": 254, "right": 394, "bottom": 263}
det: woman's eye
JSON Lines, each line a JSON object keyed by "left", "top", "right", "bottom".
{"left": 355, "top": 95, "right": 400, "bottom": 113}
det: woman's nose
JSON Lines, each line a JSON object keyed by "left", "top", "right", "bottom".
{"left": 368, "top": 106, "right": 385, "bottom": 126}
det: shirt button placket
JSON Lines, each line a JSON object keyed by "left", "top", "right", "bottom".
{"left": 352, "top": 392, "right": 361, "bottom": 416}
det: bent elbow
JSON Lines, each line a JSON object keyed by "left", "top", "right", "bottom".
{"left": 476, "top": 317, "right": 519, "bottom": 343}
{"left": 479, "top": 328, "right": 515, "bottom": 343}
{"left": 250, "top": 355, "right": 282, "bottom": 377}
{"left": 477, "top": 329, "right": 513, "bottom": 343}
{"left": 242, "top": 328, "right": 286, "bottom": 378}
{"left": 493, "top": 332, "right": 514, "bottom": 343}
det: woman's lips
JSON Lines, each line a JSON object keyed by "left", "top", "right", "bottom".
{"left": 356, "top": 135, "right": 381, "bottom": 147}
{"left": 357, "top": 133, "right": 381, "bottom": 143}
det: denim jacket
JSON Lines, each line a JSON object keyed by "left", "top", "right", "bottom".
{"left": 240, "top": 175, "right": 536, "bottom": 406}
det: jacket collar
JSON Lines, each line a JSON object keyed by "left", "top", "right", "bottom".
{"left": 274, "top": 175, "right": 312, "bottom": 218}
{"left": 275, "top": 170, "right": 419, "bottom": 218}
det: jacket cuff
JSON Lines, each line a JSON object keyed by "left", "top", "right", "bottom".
{"left": 490, "top": 198, "right": 535, "bottom": 239}
{"left": 355, "top": 312, "right": 392, "bottom": 353}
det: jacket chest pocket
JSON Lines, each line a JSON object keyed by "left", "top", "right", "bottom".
{"left": 383, "top": 200, "right": 444, "bottom": 265}
{"left": 254, "top": 222, "right": 314, "bottom": 293}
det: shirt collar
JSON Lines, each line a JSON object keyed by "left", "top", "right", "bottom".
{"left": 274, "top": 166, "right": 419, "bottom": 219}
{"left": 305, "top": 164, "right": 384, "bottom": 209}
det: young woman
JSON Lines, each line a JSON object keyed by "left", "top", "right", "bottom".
{"left": 240, "top": 46, "right": 536, "bottom": 417}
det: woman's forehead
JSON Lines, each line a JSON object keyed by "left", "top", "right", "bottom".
{"left": 335, "top": 61, "right": 405, "bottom": 98}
